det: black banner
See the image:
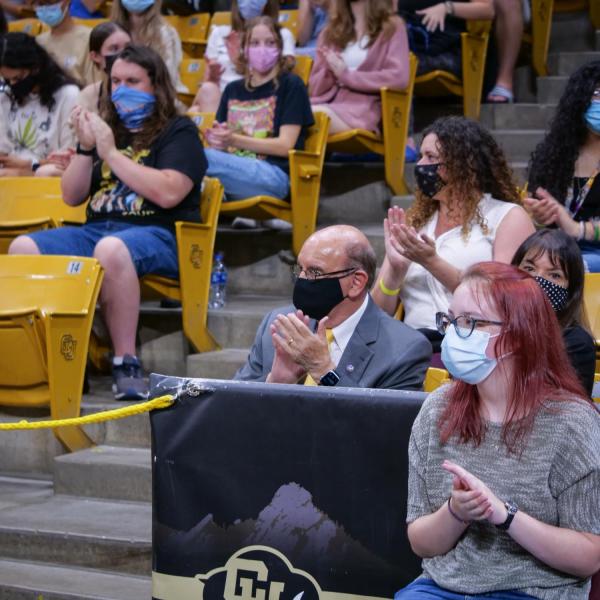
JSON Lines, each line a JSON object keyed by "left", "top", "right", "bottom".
{"left": 151, "top": 376, "right": 425, "bottom": 600}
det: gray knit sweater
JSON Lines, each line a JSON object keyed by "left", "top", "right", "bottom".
{"left": 407, "top": 385, "right": 600, "bottom": 600}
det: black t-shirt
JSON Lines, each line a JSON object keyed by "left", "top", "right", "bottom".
{"left": 87, "top": 116, "right": 207, "bottom": 229}
{"left": 571, "top": 175, "right": 600, "bottom": 223}
{"left": 216, "top": 72, "right": 314, "bottom": 171}
{"left": 563, "top": 325, "right": 596, "bottom": 396}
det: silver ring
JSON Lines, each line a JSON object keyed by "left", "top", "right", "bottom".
{"left": 288, "top": 338, "right": 294, "bottom": 345}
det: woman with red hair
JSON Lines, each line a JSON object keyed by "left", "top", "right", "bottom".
{"left": 396, "top": 262, "right": 600, "bottom": 600}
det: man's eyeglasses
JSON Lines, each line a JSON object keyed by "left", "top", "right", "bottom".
{"left": 435, "top": 312, "right": 504, "bottom": 339}
{"left": 291, "top": 264, "right": 357, "bottom": 281}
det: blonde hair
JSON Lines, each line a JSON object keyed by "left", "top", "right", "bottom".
{"left": 110, "top": 0, "right": 167, "bottom": 55}
{"left": 322, "top": 0, "right": 397, "bottom": 49}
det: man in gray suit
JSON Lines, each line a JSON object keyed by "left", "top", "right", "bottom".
{"left": 234, "top": 225, "right": 432, "bottom": 390}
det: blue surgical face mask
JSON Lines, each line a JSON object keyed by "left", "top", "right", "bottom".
{"left": 441, "top": 325, "right": 500, "bottom": 385}
{"left": 584, "top": 101, "right": 600, "bottom": 135}
{"left": 111, "top": 85, "right": 156, "bottom": 130}
{"left": 35, "top": 1, "right": 67, "bottom": 27}
{"left": 237, "top": 0, "right": 268, "bottom": 20}
{"left": 121, "top": 0, "right": 154, "bottom": 13}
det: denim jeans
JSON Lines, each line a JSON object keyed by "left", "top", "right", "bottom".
{"left": 205, "top": 148, "right": 290, "bottom": 201}
{"left": 27, "top": 220, "right": 179, "bottom": 279}
{"left": 578, "top": 241, "right": 600, "bottom": 273}
{"left": 394, "top": 578, "right": 539, "bottom": 600}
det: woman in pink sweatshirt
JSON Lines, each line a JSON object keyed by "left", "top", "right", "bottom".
{"left": 309, "top": 0, "right": 409, "bottom": 134}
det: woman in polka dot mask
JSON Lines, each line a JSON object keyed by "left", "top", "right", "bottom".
{"left": 512, "top": 228, "right": 595, "bottom": 396}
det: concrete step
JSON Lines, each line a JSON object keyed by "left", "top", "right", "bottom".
{"left": 0, "top": 558, "right": 151, "bottom": 600}
{"left": 54, "top": 446, "right": 151, "bottom": 502}
{"left": 493, "top": 129, "right": 545, "bottom": 162}
{"left": 549, "top": 11, "right": 595, "bottom": 52}
{"left": 0, "top": 494, "right": 151, "bottom": 575}
{"left": 548, "top": 51, "right": 600, "bottom": 76}
{"left": 187, "top": 348, "right": 248, "bottom": 380}
{"left": 479, "top": 103, "right": 555, "bottom": 130}
{"left": 537, "top": 75, "right": 568, "bottom": 104}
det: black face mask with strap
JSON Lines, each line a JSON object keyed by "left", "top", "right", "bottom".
{"left": 292, "top": 276, "right": 346, "bottom": 321}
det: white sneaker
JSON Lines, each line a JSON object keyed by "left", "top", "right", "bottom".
{"left": 231, "top": 217, "right": 259, "bottom": 229}
{"left": 262, "top": 218, "right": 292, "bottom": 231}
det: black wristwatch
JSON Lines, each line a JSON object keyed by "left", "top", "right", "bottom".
{"left": 319, "top": 369, "right": 340, "bottom": 386}
{"left": 495, "top": 500, "right": 518, "bottom": 531}
{"left": 76, "top": 143, "right": 95, "bottom": 156}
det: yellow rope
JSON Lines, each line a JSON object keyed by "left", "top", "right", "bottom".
{"left": 0, "top": 394, "right": 176, "bottom": 430}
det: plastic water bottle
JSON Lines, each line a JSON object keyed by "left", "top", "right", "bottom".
{"left": 209, "top": 252, "right": 227, "bottom": 309}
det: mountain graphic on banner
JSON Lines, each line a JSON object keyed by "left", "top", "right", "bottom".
{"left": 169, "top": 482, "right": 396, "bottom": 575}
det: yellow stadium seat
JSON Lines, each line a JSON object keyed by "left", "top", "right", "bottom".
{"left": 0, "top": 255, "right": 103, "bottom": 451}
{"left": 292, "top": 55, "right": 312, "bottom": 85}
{"left": 164, "top": 13, "right": 210, "bottom": 57}
{"left": 209, "top": 10, "right": 231, "bottom": 29}
{"left": 0, "top": 178, "right": 87, "bottom": 255}
{"left": 424, "top": 367, "right": 450, "bottom": 393}
{"left": 278, "top": 9, "right": 298, "bottom": 37}
{"left": 218, "top": 111, "right": 329, "bottom": 257}
{"left": 7, "top": 18, "right": 43, "bottom": 34}
{"left": 325, "top": 53, "right": 417, "bottom": 196}
{"left": 593, "top": 373, "right": 600, "bottom": 404}
{"left": 178, "top": 57, "right": 206, "bottom": 106}
{"left": 414, "top": 21, "right": 490, "bottom": 120}
{"left": 72, "top": 17, "right": 109, "bottom": 28}
{"left": 142, "top": 177, "right": 223, "bottom": 353}
{"left": 583, "top": 273, "right": 600, "bottom": 347}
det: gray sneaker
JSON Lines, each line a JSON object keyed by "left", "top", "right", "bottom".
{"left": 112, "top": 354, "right": 149, "bottom": 401}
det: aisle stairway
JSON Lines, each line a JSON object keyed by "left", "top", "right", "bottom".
{"left": 0, "top": 11, "right": 597, "bottom": 599}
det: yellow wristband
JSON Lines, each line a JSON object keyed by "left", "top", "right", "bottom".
{"left": 379, "top": 278, "right": 401, "bottom": 296}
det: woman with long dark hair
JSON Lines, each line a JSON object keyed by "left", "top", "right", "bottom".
{"left": 0, "top": 32, "right": 79, "bottom": 176}
{"left": 511, "top": 228, "right": 596, "bottom": 395}
{"left": 525, "top": 60, "right": 600, "bottom": 272}
{"left": 372, "top": 116, "right": 534, "bottom": 351}
{"left": 395, "top": 261, "right": 600, "bottom": 600}
{"left": 9, "top": 45, "right": 207, "bottom": 401}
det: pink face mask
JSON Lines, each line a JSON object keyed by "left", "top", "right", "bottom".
{"left": 247, "top": 45, "right": 280, "bottom": 74}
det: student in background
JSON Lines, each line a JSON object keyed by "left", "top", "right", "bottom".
{"left": 77, "top": 21, "right": 131, "bottom": 112}
{"left": 0, "top": 32, "right": 79, "bottom": 177}
{"left": 189, "top": 0, "right": 296, "bottom": 113}
{"left": 35, "top": 0, "right": 96, "bottom": 85}
{"left": 296, "top": 0, "right": 329, "bottom": 58}
{"left": 309, "top": 0, "right": 409, "bottom": 135}
{"left": 110, "top": 0, "right": 188, "bottom": 93}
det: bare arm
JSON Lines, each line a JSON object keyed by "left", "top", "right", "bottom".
{"left": 491, "top": 205, "right": 535, "bottom": 263}
{"left": 79, "top": 0, "right": 104, "bottom": 13}
{"left": 61, "top": 154, "right": 94, "bottom": 205}
{"left": 451, "top": 0, "right": 494, "bottom": 20}
{"left": 209, "top": 124, "right": 302, "bottom": 158}
{"left": 297, "top": 0, "right": 316, "bottom": 46}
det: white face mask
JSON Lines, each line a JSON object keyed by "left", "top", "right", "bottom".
{"left": 441, "top": 326, "right": 500, "bottom": 385}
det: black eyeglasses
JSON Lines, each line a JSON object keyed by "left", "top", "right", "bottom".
{"left": 435, "top": 312, "right": 504, "bottom": 339}
{"left": 291, "top": 264, "right": 357, "bottom": 281}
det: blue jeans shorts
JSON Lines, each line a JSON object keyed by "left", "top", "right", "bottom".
{"left": 578, "top": 241, "right": 600, "bottom": 273}
{"left": 395, "top": 578, "right": 538, "bottom": 600}
{"left": 26, "top": 220, "right": 179, "bottom": 279}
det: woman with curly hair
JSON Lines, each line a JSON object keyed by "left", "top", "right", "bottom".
{"left": 309, "top": 0, "right": 409, "bottom": 134}
{"left": 372, "top": 116, "right": 534, "bottom": 351}
{"left": 525, "top": 60, "right": 600, "bottom": 272}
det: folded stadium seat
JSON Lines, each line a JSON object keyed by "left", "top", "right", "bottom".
{"left": 325, "top": 53, "right": 417, "bottom": 196}
{"left": 278, "top": 9, "right": 298, "bottom": 37}
{"left": 7, "top": 18, "right": 43, "bottom": 34}
{"left": 208, "top": 10, "right": 231, "bottom": 29}
{"left": 424, "top": 367, "right": 450, "bottom": 392}
{"left": 215, "top": 111, "right": 330, "bottom": 257}
{"left": 0, "top": 177, "right": 87, "bottom": 255}
{"left": 293, "top": 55, "right": 312, "bottom": 85}
{"left": 178, "top": 57, "right": 206, "bottom": 106}
{"left": 414, "top": 21, "right": 490, "bottom": 120}
{"left": 142, "top": 177, "right": 224, "bottom": 353}
{"left": 72, "top": 17, "right": 109, "bottom": 28}
{"left": 0, "top": 255, "right": 103, "bottom": 451}
{"left": 583, "top": 273, "right": 600, "bottom": 373}
{"left": 163, "top": 13, "right": 210, "bottom": 58}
